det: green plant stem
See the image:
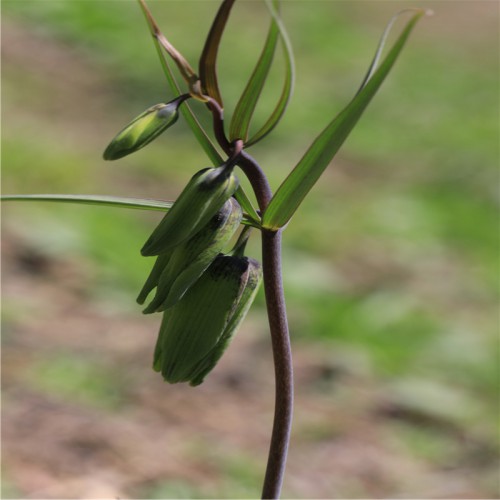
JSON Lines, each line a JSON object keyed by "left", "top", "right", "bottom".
{"left": 260, "top": 228, "right": 293, "bottom": 499}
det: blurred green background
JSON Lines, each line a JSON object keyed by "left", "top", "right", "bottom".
{"left": 2, "top": 1, "right": 498, "bottom": 498}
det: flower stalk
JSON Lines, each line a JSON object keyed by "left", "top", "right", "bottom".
{"left": 260, "top": 229, "right": 293, "bottom": 499}
{"left": 202, "top": 53, "right": 292, "bottom": 498}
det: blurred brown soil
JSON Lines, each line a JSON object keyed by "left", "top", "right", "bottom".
{"left": 2, "top": 231, "right": 496, "bottom": 499}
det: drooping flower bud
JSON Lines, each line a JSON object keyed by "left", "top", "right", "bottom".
{"left": 140, "top": 165, "right": 239, "bottom": 256}
{"left": 103, "top": 95, "right": 188, "bottom": 160}
{"left": 188, "top": 257, "right": 262, "bottom": 386}
{"left": 153, "top": 254, "right": 262, "bottom": 386}
{"left": 139, "top": 197, "right": 242, "bottom": 312}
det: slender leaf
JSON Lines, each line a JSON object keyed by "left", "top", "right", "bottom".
{"left": 199, "top": 0, "right": 236, "bottom": 107}
{"left": 137, "top": 0, "right": 197, "bottom": 87}
{"left": 137, "top": 0, "right": 260, "bottom": 223}
{"left": 232, "top": 186, "right": 260, "bottom": 225}
{"left": 0, "top": 194, "right": 259, "bottom": 227}
{"left": 262, "top": 10, "right": 426, "bottom": 230}
{"left": 0, "top": 194, "right": 173, "bottom": 211}
{"left": 229, "top": 1, "right": 279, "bottom": 142}
{"left": 245, "top": 0, "right": 295, "bottom": 147}
{"left": 137, "top": 0, "right": 222, "bottom": 166}
{"left": 355, "top": 10, "right": 420, "bottom": 96}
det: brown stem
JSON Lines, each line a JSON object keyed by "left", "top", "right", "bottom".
{"left": 206, "top": 97, "right": 231, "bottom": 152}
{"left": 237, "top": 151, "right": 272, "bottom": 212}
{"left": 206, "top": 96, "right": 293, "bottom": 499}
{"left": 205, "top": 99, "right": 272, "bottom": 213}
{"left": 236, "top": 151, "right": 293, "bottom": 499}
{"left": 260, "top": 229, "right": 293, "bottom": 499}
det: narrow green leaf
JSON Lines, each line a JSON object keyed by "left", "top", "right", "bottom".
{"left": 262, "top": 10, "right": 426, "bottom": 230}
{"left": 355, "top": 9, "right": 424, "bottom": 96}
{"left": 229, "top": 1, "right": 279, "bottom": 142}
{"left": 198, "top": 0, "right": 236, "bottom": 107}
{"left": 0, "top": 194, "right": 173, "bottom": 211}
{"left": 137, "top": 0, "right": 222, "bottom": 166}
{"left": 233, "top": 186, "right": 260, "bottom": 224}
{"left": 137, "top": 0, "right": 260, "bottom": 224}
{"left": 245, "top": 0, "right": 295, "bottom": 147}
{"left": 0, "top": 194, "right": 259, "bottom": 227}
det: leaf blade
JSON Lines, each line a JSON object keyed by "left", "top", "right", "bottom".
{"left": 262, "top": 10, "right": 426, "bottom": 230}
{"left": 0, "top": 194, "right": 259, "bottom": 227}
{"left": 137, "top": 0, "right": 222, "bottom": 165}
{"left": 0, "top": 194, "right": 173, "bottom": 211}
{"left": 229, "top": 2, "right": 280, "bottom": 142}
{"left": 233, "top": 186, "right": 260, "bottom": 224}
{"left": 245, "top": 0, "right": 295, "bottom": 147}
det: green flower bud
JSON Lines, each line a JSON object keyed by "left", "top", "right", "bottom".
{"left": 188, "top": 257, "right": 262, "bottom": 386}
{"left": 103, "top": 95, "right": 187, "bottom": 160}
{"left": 153, "top": 254, "right": 262, "bottom": 386}
{"left": 136, "top": 251, "right": 173, "bottom": 306}
{"left": 140, "top": 165, "right": 239, "bottom": 256}
{"left": 139, "top": 197, "right": 242, "bottom": 312}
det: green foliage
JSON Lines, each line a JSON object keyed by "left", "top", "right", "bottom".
{"left": 124, "top": 0, "right": 423, "bottom": 385}
{"left": 229, "top": 3, "right": 280, "bottom": 142}
{"left": 1, "top": 194, "right": 173, "bottom": 212}
{"left": 136, "top": 0, "right": 260, "bottom": 223}
{"left": 3, "top": 0, "right": 494, "bottom": 389}
{"left": 243, "top": 0, "right": 295, "bottom": 147}
{"left": 0, "top": 0, "right": 437, "bottom": 389}
{"left": 262, "top": 10, "right": 426, "bottom": 230}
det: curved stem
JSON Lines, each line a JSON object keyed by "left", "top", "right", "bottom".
{"left": 236, "top": 154, "right": 292, "bottom": 499}
{"left": 238, "top": 151, "right": 272, "bottom": 212}
{"left": 206, "top": 97, "right": 231, "bottom": 151}
{"left": 225, "top": 139, "right": 244, "bottom": 169}
{"left": 206, "top": 93, "right": 293, "bottom": 499}
{"left": 205, "top": 97, "right": 272, "bottom": 213}
{"left": 260, "top": 229, "right": 293, "bottom": 499}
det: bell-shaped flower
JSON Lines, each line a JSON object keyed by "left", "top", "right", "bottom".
{"left": 153, "top": 253, "right": 262, "bottom": 386}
